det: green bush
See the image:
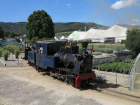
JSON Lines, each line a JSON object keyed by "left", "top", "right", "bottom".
{"left": 3, "top": 50, "right": 9, "bottom": 60}
{"left": 0, "top": 48, "right": 3, "bottom": 57}
{"left": 88, "top": 44, "right": 126, "bottom": 54}
{"left": 126, "top": 28, "right": 140, "bottom": 58}
{"left": 97, "top": 59, "right": 134, "bottom": 74}
{"left": 14, "top": 50, "right": 20, "bottom": 58}
{"left": 3, "top": 45, "right": 23, "bottom": 54}
{"left": 77, "top": 43, "right": 82, "bottom": 54}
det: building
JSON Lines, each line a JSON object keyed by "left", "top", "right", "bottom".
{"left": 82, "top": 25, "right": 127, "bottom": 43}
{"left": 68, "top": 24, "right": 129, "bottom": 43}
{"left": 68, "top": 31, "right": 86, "bottom": 41}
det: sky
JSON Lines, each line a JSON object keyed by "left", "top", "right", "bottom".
{"left": 0, "top": 0, "right": 140, "bottom": 26}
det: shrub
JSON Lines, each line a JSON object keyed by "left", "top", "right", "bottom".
{"left": 14, "top": 50, "right": 20, "bottom": 58}
{"left": 77, "top": 43, "right": 82, "bottom": 54}
{"left": 97, "top": 59, "right": 134, "bottom": 74}
{"left": 0, "top": 48, "right": 3, "bottom": 57}
{"left": 2, "top": 50, "right": 9, "bottom": 60}
{"left": 126, "top": 28, "right": 140, "bottom": 58}
{"left": 3, "top": 45, "right": 23, "bottom": 54}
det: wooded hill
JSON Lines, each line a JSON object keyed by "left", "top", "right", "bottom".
{"left": 0, "top": 22, "right": 109, "bottom": 36}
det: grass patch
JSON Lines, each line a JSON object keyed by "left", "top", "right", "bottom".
{"left": 88, "top": 44, "right": 126, "bottom": 53}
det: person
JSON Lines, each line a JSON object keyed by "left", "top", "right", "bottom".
{"left": 39, "top": 46, "right": 43, "bottom": 54}
{"left": 83, "top": 47, "right": 88, "bottom": 54}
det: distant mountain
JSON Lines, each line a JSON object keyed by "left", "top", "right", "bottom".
{"left": 0, "top": 22, "right": 27, "bottom": 35}
{"left": 0, "top": 22, "right": 109, "bottom": 35}
{"left": 54, "top": 22, "right": 109, "bottom": 33}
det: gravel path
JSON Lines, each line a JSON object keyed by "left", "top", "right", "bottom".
{"left": 0, "top": 67, "right": 102, "bottom": 105}
{"left": 0, "top": 64, "right": 140, "bottom": 105}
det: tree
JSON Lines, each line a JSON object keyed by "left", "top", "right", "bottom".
{"left": 125, "top": 28, "right": 140, "bottom": 58}
{"left": 26, "top": 10, "right": 55, "bottom": 40}
{"left": 0, "top": 25, "right": 4, "bottom": 39}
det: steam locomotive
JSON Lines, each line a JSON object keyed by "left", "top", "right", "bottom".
{"left": 27, "top": 41, "right": 96, "bottom": 88}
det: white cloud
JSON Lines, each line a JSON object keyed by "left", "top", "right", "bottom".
{"left": 67, "top": 4, "right": 71, "bottom": 8}
{"left": 132, "top": 18, "right": 140, "bottom": 23}
{"left": 111, "top": 0, "right": 138, "bottom": 9}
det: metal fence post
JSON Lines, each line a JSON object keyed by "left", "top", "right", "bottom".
{"left": 116, "top": 61, "right": 118, "bottom": 85}
{"left": 18, "top": 57, "right": 19, "bottom": 65}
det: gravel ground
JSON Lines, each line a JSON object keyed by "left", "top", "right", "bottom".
{"left": 0, "top": 67, "right": 102, "bottom": 105}
{"left": 0, "top": 53, "right": 25, "bottom": 67}
{"left": 0, "top": 57, "right": 140, "bottom": 105}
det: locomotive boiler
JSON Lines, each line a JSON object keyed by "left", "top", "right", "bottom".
{"left": 55, "top": 46, "right": 93, "bottom": 75}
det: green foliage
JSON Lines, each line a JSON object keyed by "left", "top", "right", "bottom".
{"left": 88, "top": 44, "right": 126, "bottom": 53}
{"left": 0, "top": 22, "right": 26, "bottom": 35}
{"left": 54, "top": 22, "right": 109, "bottom": 33}
{"left": 26, "top": 10, "right": 54, "bottom": 40}
{"left": 77, "top": 43, "right": 82, "bottom": 54}
{"left": 31, "top": 36, "right": 39, "bottom": 41}
{"left": 126, "top": 28, "right": 140, "bottom": 58}
{"left": 96, "top": 59, "right": 134, "bottom": 74}
{"left": 3, "top": 45, "right": 23, "bottom": 54}
{"left": 3, "top": 30, "right": 21, "bottom": 38}
{"left": 121, "top": 40, "right": 126, "bottom": 44}
{"left": 0, "top": 25, "right": 4, "bottom": 39}
{"left": 0, "top": 47, "right": 3, "bottom": 57}
{"left": 14, "top": 50, "right": 20, "bottom": 58}
{"left": 2, "top": 50, "right": 9, "bottom": 60}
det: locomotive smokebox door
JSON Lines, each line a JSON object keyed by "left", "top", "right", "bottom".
{"left": 67, "top": 75, "right": 75, "bottom": 86}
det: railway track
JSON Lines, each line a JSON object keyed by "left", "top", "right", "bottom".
{"left": 97, "top": 87, "right": 140, "bottom": 103}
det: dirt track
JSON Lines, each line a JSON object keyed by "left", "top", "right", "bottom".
{"left": 0, "top": 60, "right": 140, "bottom": 105}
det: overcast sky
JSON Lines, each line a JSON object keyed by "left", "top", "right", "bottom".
{"left": 0, "top": 0, "right": 140, "bottom": 26}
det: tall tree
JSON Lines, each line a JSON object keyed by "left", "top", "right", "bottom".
{"left": 26, "top": 10, "right": 55, "bottom": 40}
{"left": 0, "top": 25, "right": 4, "bottom": 39}
{"left": 126, "top": 28, "right": 140, "bottom": 58}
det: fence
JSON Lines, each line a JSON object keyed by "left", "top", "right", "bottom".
{"left": 0, "top": 42, "right": 23, "bottom": 46}
{"left": 130, "top": 54, "right": 140, "bottom": 91}
{"left": 87, "top": 43, "right": 136, "bottom": 90}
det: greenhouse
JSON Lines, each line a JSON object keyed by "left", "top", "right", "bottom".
{"left": 130, "top": 53, "right": 140, "bottom": 91}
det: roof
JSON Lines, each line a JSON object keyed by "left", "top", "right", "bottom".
{"left": 54, "top": 36, "right": 61, "bottom": 40}
{"left": 68, "top": 31, "right": 86, "bottom": 41}
{"left": 6, "top": 38, "right": 17, "bottom": 42}
{"left": 82, "top": 25, "right": 127, "bottom": 41}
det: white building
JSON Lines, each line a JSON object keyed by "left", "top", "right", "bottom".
{"left": 68, "top": 25, "right": 128, "bottom": 43}
{"left": 68, "top": 31, "right": 86, "bottom": 41}
{"left": 82, "top": 25, "right": 127, "bottom": 42}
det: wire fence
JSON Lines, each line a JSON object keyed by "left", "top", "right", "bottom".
{"left": 0, "top": 42, "right": 23, "bottom": 46}
{"left": 86, "top": 43, "right": 136, "bottom": 90}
